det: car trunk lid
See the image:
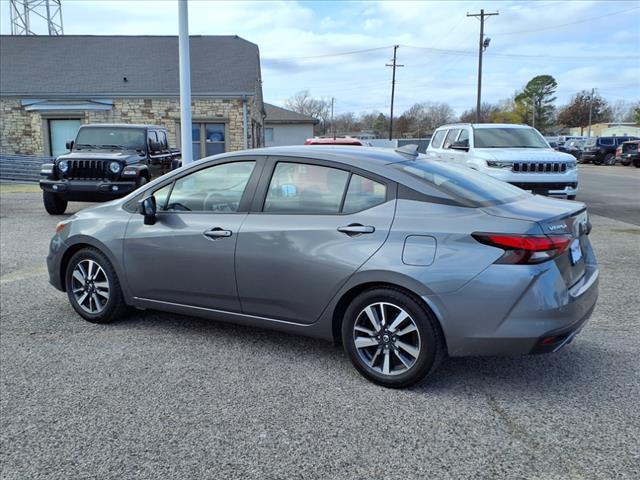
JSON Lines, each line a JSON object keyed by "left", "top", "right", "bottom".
{"left": 482, "top": 196, "right": 589, "bottom": 286}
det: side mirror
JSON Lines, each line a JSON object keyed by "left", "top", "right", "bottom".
{"left": 149, "top": 140, "right": 161, "bottom": 153}
{"left": 65, "top": 140, "right": 74, "bottom": 151}
{"left": 138, "top": 196, "right": 157, "bottom": 225}
{"left": 449, "top": 140, "right": 469, "bottom": 151}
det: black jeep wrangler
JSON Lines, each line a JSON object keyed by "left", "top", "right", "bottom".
{"left": 40, "top": 124, "right": 181, "bottom": 214}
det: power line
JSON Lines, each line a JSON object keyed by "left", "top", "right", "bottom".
{"left": 265, "top": 46, "right": 392, "bottom": 62}
{"left": 494, "top": 6, "right": 640, "bottom": 36}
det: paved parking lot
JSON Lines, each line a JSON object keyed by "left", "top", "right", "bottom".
{"left": 1, "top": 170, "right": 639, "bottom": 479}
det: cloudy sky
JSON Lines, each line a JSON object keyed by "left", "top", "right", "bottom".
{"left": 2, "top": 0, "right": 639, "bottom": 116}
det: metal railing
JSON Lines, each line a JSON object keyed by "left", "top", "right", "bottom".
{"left": 0, "top": 154, "right": 54, "bottom": 182}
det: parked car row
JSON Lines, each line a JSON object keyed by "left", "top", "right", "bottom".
{"left": 581, "top": 136, "right": 639, "bottom": 165}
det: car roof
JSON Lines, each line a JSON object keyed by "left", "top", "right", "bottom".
{"left": 222, "top": 145, "right": 412, "bottom": 169}
{"left": 436, "top": 123, "right": 532, "bottom": 130}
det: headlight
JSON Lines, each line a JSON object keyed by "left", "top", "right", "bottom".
{"left": 567, "top": 162, "right": 577, "bottom": 170}
{"left": 109, "top": 161, "right": 122, "bottom": 173}
{"left": 58, "top": 160, "right": 69, "bottom": 173}
{"left": 486, "top": 161, "right": 513, "bottom": 169}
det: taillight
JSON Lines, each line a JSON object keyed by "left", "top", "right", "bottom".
{"left": 472, "top": 233, "right": 573, "bottom": 264}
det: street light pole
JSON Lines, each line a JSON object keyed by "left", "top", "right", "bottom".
{"left": 386, "top": 45, "right": 403, "bottom": 141}
{"left": 178, "top": 0, "right": 193, "bottom": 165}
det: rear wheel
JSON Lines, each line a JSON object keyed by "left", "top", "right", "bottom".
{"left": 43, "top": 191, "right": 67, "bottom": 215}
{"left": 604, "top": 153, "right": 615, "bottom": 165}
{"left": 65, "top": 248, "right": 126, "bottom": 323}
{"left": 342, "top": 288, "right": 444, "bottom": 388}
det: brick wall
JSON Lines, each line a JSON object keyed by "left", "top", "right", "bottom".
{"left": 0, "top": 96, "right": 262, "bottom": 155}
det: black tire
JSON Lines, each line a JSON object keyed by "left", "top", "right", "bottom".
{"left": 65, "top": 247, "right": 127, "bottom": 324}
{"left": 43, "top": 191, "right": 67, "bottom": 215}
{"left": 635, "top": 162, "right": 640, "bottom": 168}
{"left": 567, "top": 195, "right": 576, "bottom": 200}
{"left": 604, "top": 153, "right": 615, "bottom": 165}
{"left": 342, "top": 287, "right": 444, "bottom": 388}
{"left": 137, "top": 176, "right": 148, "bottom": 188}
{"left": 593, "top": 158, "right": 602, "bottom": 165}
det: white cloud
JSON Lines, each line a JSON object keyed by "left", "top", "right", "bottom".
{"left": 1, "top": 0, "right": 638, "bottom": 116}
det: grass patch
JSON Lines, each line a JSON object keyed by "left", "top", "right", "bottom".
{"left": 0, "top": 182, "right": 40, "bottom": 194}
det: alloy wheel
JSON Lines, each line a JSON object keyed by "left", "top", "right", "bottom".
{"left": 71, "top": 259, "right": 110, "bottom": 314}
{"left": 353, "top": 302, "right": 421, "bottom": 376}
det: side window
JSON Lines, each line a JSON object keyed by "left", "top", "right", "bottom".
{"left": 158, "top": 130, "right": 168, "bottom": 149}
{"left": 457, "top": 129, "right": 469, "bottom": 147}
{"left": 343, "top": 174, "right": 387, "bottom": 214}
{"left": 153, "top": 183, "right": 173, "bottom": 210}
{"left": 443, "top": 129, "right": 461, "bottom": 149}
{"left": 430, "top": 130, "right": 446, "bottom": 149}
{"left": 599, "top": 137, "right": 613, "bottom": 146}
{"left": 264, "top": 162, "right": 349, "bottom": 214}
{"left": 148, "top": 131, "right": 158, "bottom": 145}
{"left": 164, "top": 161, "right": 255, "bottom": 212}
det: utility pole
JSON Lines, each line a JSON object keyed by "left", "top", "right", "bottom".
{"left": 587, "top": 88, "right": 595, "bottom": 137}
{"left": 386, "top": 45, "right": 404, "bottom": 140}
{"left": 467, "top": 9, "right": 499, "bottom": 123}
{"left": 331, "top": 97, "right": 335, "bottom": 139}
{"left": 178, "top": 0, "right": 193, "bottom": 165}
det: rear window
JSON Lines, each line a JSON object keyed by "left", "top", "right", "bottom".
{"left": 394, "top": 159, "right": 528, "bottom": 206}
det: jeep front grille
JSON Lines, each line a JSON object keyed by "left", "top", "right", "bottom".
{"left": 512, "top": 162, "right": 567, "bottom": 173}
{"left": 66, "top": 160, "right": 110, "bottom": 180}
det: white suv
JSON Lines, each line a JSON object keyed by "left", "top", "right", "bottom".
{"left": 426, "top": 123, "right": 578, "bottom": 199}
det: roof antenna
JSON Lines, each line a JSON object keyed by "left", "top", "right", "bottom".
{"left": 395, "top": 144, "right": 419, "bottom": 159}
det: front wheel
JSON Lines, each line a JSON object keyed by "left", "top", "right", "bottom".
{"left": 65, "top": 248, "right": 126, "bottom": 323}
{"left": 342, "top": 288, "right": 444, "bottom": 388}
{"left": 43, "top": 191, "right": 67, "bottom": 215}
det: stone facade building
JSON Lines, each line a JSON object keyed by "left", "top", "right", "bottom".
{"left": 0, "top": 35, "right": 265, "bottom": 159}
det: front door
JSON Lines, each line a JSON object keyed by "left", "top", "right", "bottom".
{"left": 49, "top": 119, "right": 81, "bottom": 157}
{"left": 235, "top": 159, "right": 396, "bottom": 324}
{"left": 123, "top": 160, "right": 258, "bottom": 312}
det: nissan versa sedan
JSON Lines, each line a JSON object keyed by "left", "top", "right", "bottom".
{"left": 47, "top": 146, "right": 599, "bottom": 388}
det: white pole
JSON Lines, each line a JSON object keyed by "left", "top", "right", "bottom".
{"left": 178, "top": 0, "right": 193, "bottom": 164}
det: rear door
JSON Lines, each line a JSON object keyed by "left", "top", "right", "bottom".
{"left": 235, "top": 157, "right": 396, "bottom": 324}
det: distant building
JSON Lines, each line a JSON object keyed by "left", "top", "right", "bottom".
{"left": 569, "top": 122, "right": 640, "bottom": 138}
{"left": 0, "top": 35, "right": 265, "bottom": 159}
{"left": 264, "top": 104, "right": 318, "bottom": 147}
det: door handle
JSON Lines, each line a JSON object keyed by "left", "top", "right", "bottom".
{"left": 204, "top": 227, "right": 232, "bottom": 239}
{"left": 337, "top": 224, "right": 375, "bottom": 236}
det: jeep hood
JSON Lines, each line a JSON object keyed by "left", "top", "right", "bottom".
{"left": 474, "top": 148, "right": 575, "bottom": 162}
{"left": 57, "top": 151, "right": 143, "bottom": 162}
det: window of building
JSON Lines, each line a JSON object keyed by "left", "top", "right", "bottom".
{"left": 191, "top": 123, "right": 226, "bottom": 160}
{"left": 265, "top": 128, "right": 274, "bottom": 143}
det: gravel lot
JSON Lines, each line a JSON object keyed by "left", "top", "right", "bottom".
{"left": 1, "top": 177, "right": 639, "bottom": 479}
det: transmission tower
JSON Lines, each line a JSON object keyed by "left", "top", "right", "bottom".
{"left": 10, "top": 0, "right": 64, "bottom": 35}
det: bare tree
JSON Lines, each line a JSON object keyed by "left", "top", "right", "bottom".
{"left": 610, "top": 99, "right": 639, "bottom": 123}
{"left": 402, "top": 102, "right": 455, "bottom": 136}
{"left": 284, "top": 90, "right": 331, "bottom": 134}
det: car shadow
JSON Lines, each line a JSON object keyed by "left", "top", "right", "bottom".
{"left": 113, "top": 309, "right": 619, "bottom": 398}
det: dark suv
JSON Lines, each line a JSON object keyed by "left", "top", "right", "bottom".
{"left": 40, "top": 124, "right": 181, "bottom": 214}
{"left": 581, "top": 136, "right": 639, "bottom": 165}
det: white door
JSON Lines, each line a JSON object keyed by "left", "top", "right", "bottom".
{"left": 49, "top": 119, "right": 81, "bottom": 157}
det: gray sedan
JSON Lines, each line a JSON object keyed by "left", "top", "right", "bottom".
{"left": 46, "top": 146, "right": 599, "bottom": 388}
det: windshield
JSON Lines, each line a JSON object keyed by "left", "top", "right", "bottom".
{"left": 474, "top": 127, "right": 549, "bottom": 148}
{"left": 75, "top": 127, "right": 146, "bottom": 149}
{"left": 394, "top": 158, "right": 528, "bottom": 206}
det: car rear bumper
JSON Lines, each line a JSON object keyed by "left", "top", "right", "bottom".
{"left": 40, "top": 179, "right": 138, "bottom": 201}
{"left": 427, "top": 250, "right": 599, "bottom": 357}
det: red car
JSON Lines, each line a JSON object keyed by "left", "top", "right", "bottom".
{"left": 304, "top": 136, "right": 364, "bottom": 146}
